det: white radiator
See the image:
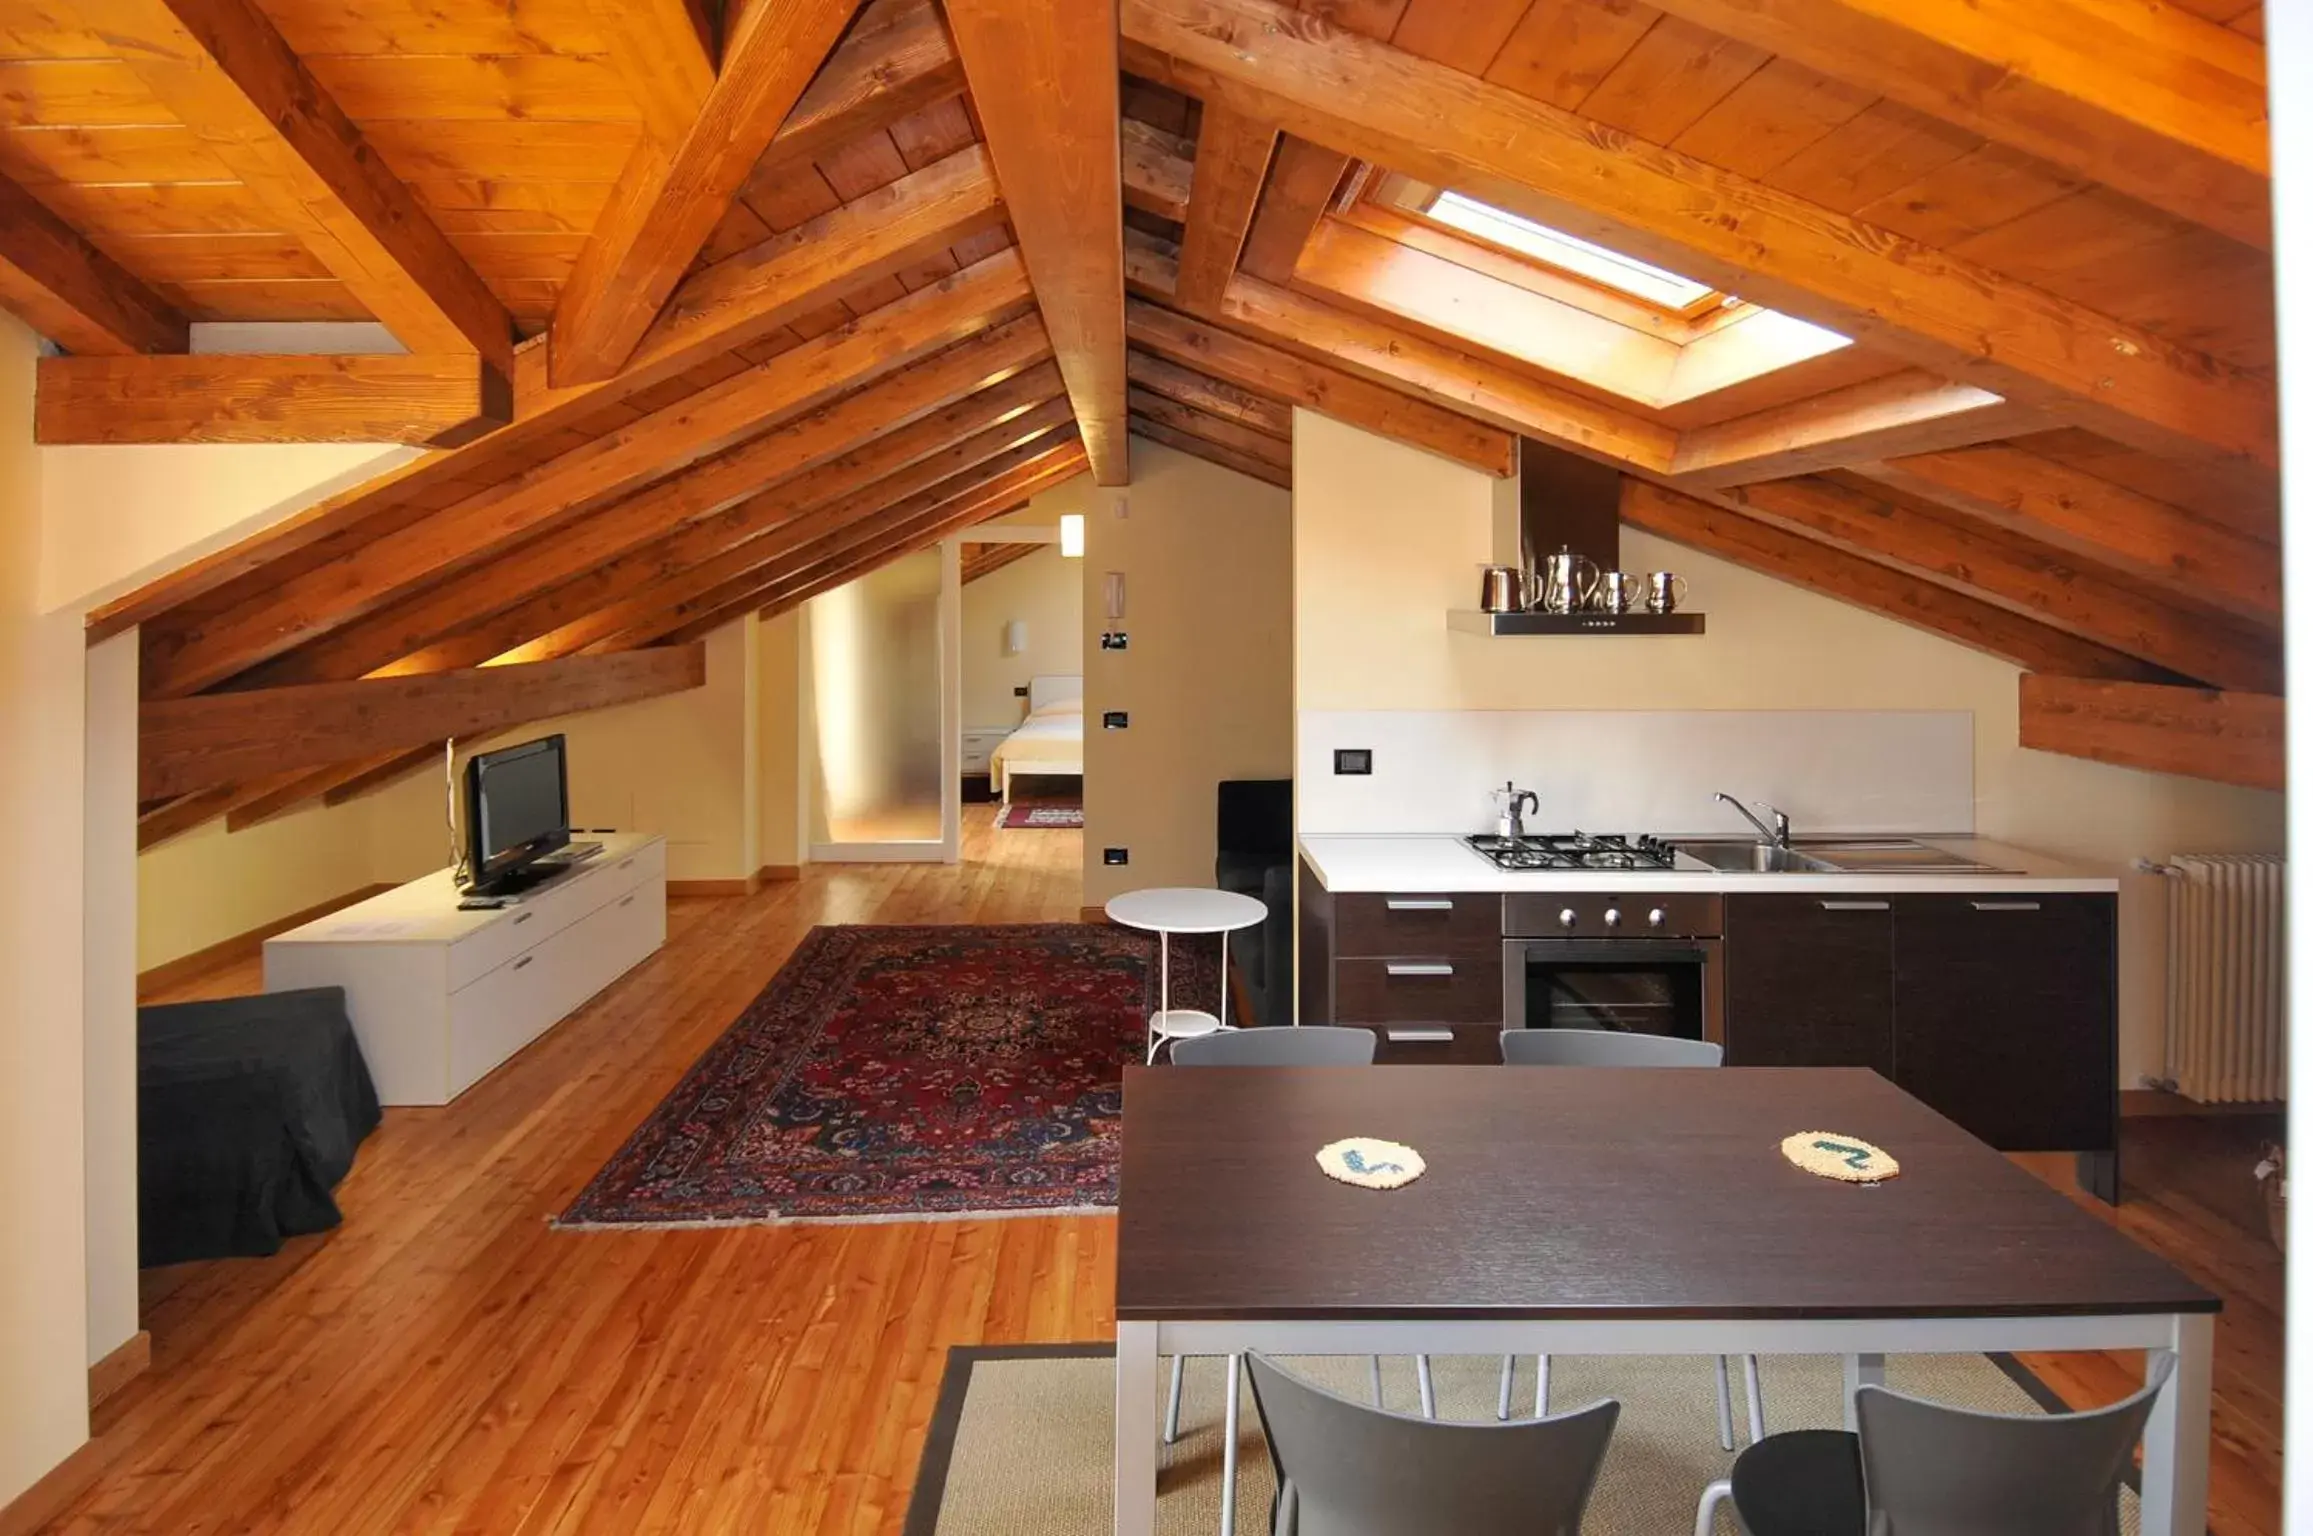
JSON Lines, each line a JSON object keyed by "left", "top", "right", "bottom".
{"left": 2159, "top": 854, "right": 2286, "bottom": 1104}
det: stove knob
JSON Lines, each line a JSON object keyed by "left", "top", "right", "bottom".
{"left": 1648, "top": 907, "right": 1667, "bottom": 929}
{"left": 1603, "top": 907, "right": 1622, "bottom": 928}
{"left": 1558, "top": 907, "right": 1577, "bottom": 930}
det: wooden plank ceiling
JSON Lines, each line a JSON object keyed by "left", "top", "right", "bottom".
{"left": 3, "top": 0, "right": 2272, "bottom": 834}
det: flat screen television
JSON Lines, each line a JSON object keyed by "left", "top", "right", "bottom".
{"left": 463, "top": 734, "right": 571, "bottom": 894}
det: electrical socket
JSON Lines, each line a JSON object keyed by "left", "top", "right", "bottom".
{"left": 1103, "top": 847, "right": 1129, "bottom": 866}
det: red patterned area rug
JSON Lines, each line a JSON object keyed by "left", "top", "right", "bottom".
{"left": 557, "top": 923, "right": 1217, "bottom": 1227}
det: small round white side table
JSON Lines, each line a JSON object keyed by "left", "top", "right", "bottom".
{"left": 1104, "top": 887, "right": 1268, "bottom": 1063}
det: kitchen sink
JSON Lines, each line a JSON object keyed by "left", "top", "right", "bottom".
{"left": 1674, "top": 839, "right": 1839, "bottom": 873}
{"left": 1673, "top": 837, "right": 2016, "bottom": 875}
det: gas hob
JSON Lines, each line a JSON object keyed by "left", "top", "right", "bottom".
{"left": 1465, "top": 832, "right": 1679, "bottom": 872}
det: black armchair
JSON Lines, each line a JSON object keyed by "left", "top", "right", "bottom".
{"left": 1215, "top": 779, "right": 1294, "bottom": 1028}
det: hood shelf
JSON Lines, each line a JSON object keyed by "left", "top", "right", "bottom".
{"left": 1450, "top": 609, "right": 1706, "bottom": 636}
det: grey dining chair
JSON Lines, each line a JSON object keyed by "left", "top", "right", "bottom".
{"left": 1246, "top": 1352, "right": 1619, "bottom": 1536}
{"left": 1164, "top": 1026, "right": 1392, "bottom": 1536}
{"left": 1496, "top": 1027, "right": 1760, "bottom": 1451}
{"left": 1693, "top": 1356, "right": 2171, "bottom": 1536}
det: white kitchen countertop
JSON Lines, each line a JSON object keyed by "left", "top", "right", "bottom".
{"left": 1298, "top": 833, "right": 2119, "bottom": 895}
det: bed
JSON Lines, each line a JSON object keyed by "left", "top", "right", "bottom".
{"left": 990, "top": 674, "right": 1084, "bottom": 807}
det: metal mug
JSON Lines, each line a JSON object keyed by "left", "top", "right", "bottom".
{"left": 1537, "top": 547, "right": 1601, "bottom": 615}
{"left": 1645, "top": 571, "right": 1690, "bottom": 615}
{"left": 1478, "top": 563, "right": 1526, "bottom": 614}
{"left": 1595, "top": 570, "right": 1637, "bottom": 614}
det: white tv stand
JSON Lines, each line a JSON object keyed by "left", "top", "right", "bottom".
{"left": 264, "top": 833, "right": 667, "bottom": 1105}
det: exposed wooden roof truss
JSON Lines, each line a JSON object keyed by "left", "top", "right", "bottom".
{"left": 9, "top": 0, "right": 2264, "bottom": 831}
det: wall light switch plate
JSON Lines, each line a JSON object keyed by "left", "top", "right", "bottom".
{"left": 1099, "top": 631, "right": 1128, "bottom": 651}
{"left": 1102, "top": 710, "right": 1129, "bottom": 730}
{"left": 1013, "top": 684, "right": 1030, "bottom": 697}
{"left": 1333, "top": 748, "right": 1374, "bottom": 775}
{"left": 1103, "top": 847, "right": 1129, "bottom": 866}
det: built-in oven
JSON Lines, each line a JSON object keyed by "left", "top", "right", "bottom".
{"left": 1501, "top": 892, "right": 1724, "bottom": 1046}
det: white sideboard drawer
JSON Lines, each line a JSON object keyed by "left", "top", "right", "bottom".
{"left": 445, "top": 839, "right": 663, "bottom": 990}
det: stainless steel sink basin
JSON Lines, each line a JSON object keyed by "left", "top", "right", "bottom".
{"left": 1672, "top": 837, "right": 2016, "bottom": 875}
{"left": 1674, "top": 839, "right": 1838, "bottom": 873}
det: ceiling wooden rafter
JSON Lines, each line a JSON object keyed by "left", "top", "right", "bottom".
{"left": 23, "top": 0, "right": 2276, "bottom": 827}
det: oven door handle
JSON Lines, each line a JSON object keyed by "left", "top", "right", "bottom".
{"left": 1505, "top": 940, "right": 1719, "bottom": 963}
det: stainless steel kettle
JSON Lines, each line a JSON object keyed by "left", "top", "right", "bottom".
{"left": 1537, "top": 546, "right": 1601, "bottom": 615}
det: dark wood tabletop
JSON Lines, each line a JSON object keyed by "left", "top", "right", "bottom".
{"left": 1115, "top": 1066, "right": 2218, "bottom": 1322}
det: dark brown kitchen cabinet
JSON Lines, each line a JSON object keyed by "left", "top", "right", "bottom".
{"left": 1891, "top": 894, "right": 2116, "bottom": 1156}
{"left": 1722, "top": 895, "right": 1894, "bottom": 1075}
{"left": 1299, "top": 863, "right": 1507, "bottom": 1063}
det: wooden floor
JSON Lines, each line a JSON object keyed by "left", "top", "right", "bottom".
{"left": 39, "top": 804, "right": 2284, "bottom": 1534}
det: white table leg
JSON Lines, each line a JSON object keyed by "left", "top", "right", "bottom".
{"left": 2139, "top": 1312, "right": 2214, "bottom": 1536}
{"left": 1220, "top": 1353, "right": 1243, "bottom": 1536}
{"left": 1115, "top": 1321, "right": 1160, "bottom": 1536}
{"left": 1841, "top": 1352, "right": 1885, "bottom": 1430}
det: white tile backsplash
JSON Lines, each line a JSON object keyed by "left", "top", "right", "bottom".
{"left": 1297, "top": 709, "right": 1975, "bottom": 836}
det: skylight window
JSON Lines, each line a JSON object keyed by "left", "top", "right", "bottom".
{"left": 1426, "top": 192, "right": 1722, "bottom": 313}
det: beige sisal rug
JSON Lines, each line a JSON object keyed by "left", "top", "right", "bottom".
{"left": 904, "top": 1347, "right": 2142, "bottom": 1535}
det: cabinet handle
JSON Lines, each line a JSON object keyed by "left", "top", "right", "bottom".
{"left": 619, "top": 895, "right": 636, "bottom": 908}
{"left": 512, "top": 911, "right": 534, "bottom": 925}
{"left": 1818, "top": 900, "right": 1890, "bottom": 912}
{"left": 618, "top": 858, "right": 635, "bottom": 870}
{"left": 1386, "top": 898, "right": 1454, "bottom": 912}
{"left": 1384, "top": 962, "right": 1455, "bottom": 977}
{"left": 513, "top": 956, "right": 534, "bottom": 971}
{"left": 1971, "top": 900, "right": 2043, "bottom": 912}
{"left": 1385, "top": 1027, "right": 1454, "bottom": 1043}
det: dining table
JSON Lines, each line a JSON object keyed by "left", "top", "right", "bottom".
{"left": 1112, "top": 1064, "right": 2217, "bottom": 1536}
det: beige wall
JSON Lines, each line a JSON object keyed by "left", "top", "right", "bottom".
{"left": 756, "top": 609, "right": 803, "bottom": 871}
{"left": 1293, "top": 408, "right": 2287, "bottom": 1081}
{"left": 961, "top": 542, "right": 1079, "bottom": 731}
{"left": 1031, "top": 439, "right": 1294, "bottom": 906}
{"left": 0, "top": 310, "right": 92, "bottom": 1506}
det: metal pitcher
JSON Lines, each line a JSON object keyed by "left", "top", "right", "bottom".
{"left": 1536, "top": 546, "right": 1601, "bottom": 615}
{"left": 1645, "top": 571, "right": 1690, "bottom": 615}
{"left": 1478, "top": 563, "right": 1526, "bottom": 614}
{"left": 1595, "top": 570, "right": 1638, "bottom": 613}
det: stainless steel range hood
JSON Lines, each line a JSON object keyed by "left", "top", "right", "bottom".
{"left": 1450, "top": 437, "right": 1705, "bottom": 636}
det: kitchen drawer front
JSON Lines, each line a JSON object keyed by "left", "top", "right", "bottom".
{"left": 1362, "top": 1023, "right": 1502, "bottom": 1066}
{"left": 1334, "top": 893, "right": 1500, "bottom": 957}
{"left": 1332, "top": 956, "right": 1502, "bottom": 1024}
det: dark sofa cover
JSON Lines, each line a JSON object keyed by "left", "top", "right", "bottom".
{"left": 138, "top": 986, "right": 381, "bottom": 1267}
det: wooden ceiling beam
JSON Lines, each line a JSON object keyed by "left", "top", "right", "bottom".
{"left": 1239, "top": 134, "right": 1350, "bottom": 285}
{"left": 2018, "top": 675, "right": 2282, "bottom": 793}
{"left": 750, "top": 0, "right": 966, "bottom": 183}
{"left": 586, "top": 0, "right": 718, "bottom": 150}
{"left": 1129, "top": 234, "right": 1676, "bottom": 472}
{"left": 547, "top": 0, "right": 858, "bottom": 385}
{"left": 78, "top": 0, "right": 514, "bottom": 368}
{"left": 35, "top": 354, "right": 510, "bottom": 447}
{"left": 1722, "top": 475, "right": 2281, "bottom": 692}
{"left": 1851, "top": 445, "right": 2281, "bottom": 624}
{"left": 141, "top": 645, "right": 707, "bottom": 802}
{"left": 1119, "top": 0, "right": 2276, "bottom": 479}
{"left": 633, "top": 437, "right": 1091, "bottom": 643}
{"left": 323, "top": 747, "right": 439, "bottom": 808}
{"left": 1126, "top": 295, "right": 1511, "bottom": 476}
{"left": 961, "top": 542, "right": 1041, "bottom": 583}
{"left": 222, "top": 761, "right": 383, "bottom": 832}
{"left": 1668, "top": 370, "right": 2045, "bottom": 490}
{"left": 142, "top": 250, "right": 1036, "bottom": 699}
{"left": 1127, "top": 386, "right": 1291, "bottom": 468}
{"left": 1131, "top": 414, "right": 1291, "bottom": 488}
{"left": 1619, "top": 481, "right": 2167, "bottom": 683}
{"left": 1175, "top": 104, "right": 1279, "bottom": 308}
{"left": 744, "top": 445, "right": 1091, "bottom": 626}
{"left": 946, "top": 0, "right": 1130, "bottom": 485}
{"left": 0, "top": 172, "right": 187, "bottom": 355}
{"left": 254, "top": 331, "right": 1059, "bottom": 689}
{"left": 136, "top": 786, "right": 242, "bottom": 851}
{"left": 502, "top": 401, "right": 1079, "bottom": 663}
{"left": 1646, "top": 0, "right": 2271, "bottom": 250}
{"left": 1126, "top": 348, "right": 1292, "bottom": 438}
{"left": 1121, "top": 117, "right": 1195, "bottom": 223}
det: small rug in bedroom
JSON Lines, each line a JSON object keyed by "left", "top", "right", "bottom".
{"left": 999, "top": 803, "right": 1085, "bottom": 829}
{"left": 558, "top": 923, "right": 1216, "bottom": 1227}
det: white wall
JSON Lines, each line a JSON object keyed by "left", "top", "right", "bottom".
{"left": 961, "top": 542, "right": 1080, "bottom": 732}
{"left": 1293, "top": 408, "right": 2286, "bottom": 1085}
{"left": 1030, "top": 439, "right": 1295, "bottom": 905}
{"left": 0, "top": 312, "right": 92, "bottom": 1508}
